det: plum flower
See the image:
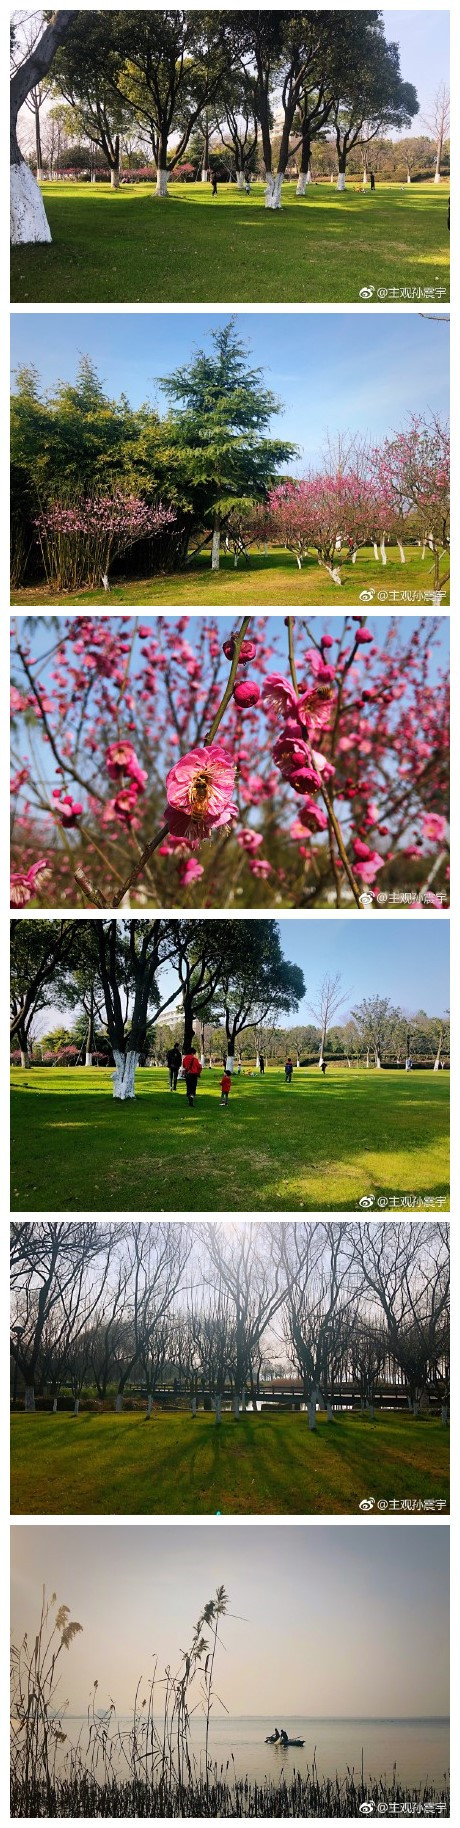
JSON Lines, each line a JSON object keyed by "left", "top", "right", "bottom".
{"left": 179, "top": 858, "right": 204, "bottom": 886}
{"left": 223, "top": 636, "right": 257, "bottom": 661}
{"left": 166, "top": 744, "right": 236, "bottom": 833}
{"left": 422, "top": 812, "right": 446, "bottom": 843}
{"left": 236, "top": 829, "right": 264, "bottom": 853}
{"left": 233, "top": 680, "right": 260, "bottom": 708}
{"left": 353, "top": 838, "right": 385, "bottom": 882}
{"left": 261, "top": 674, "right": 298, "bottom": 718}
{"left": 53, "top": 792, "right": 83, "bottom": 828}
{"left": 105, "top": 741, "right": 147, "bottom": 791}
{"left": 167, "top": 800, "right": 238, "bottom": 849}
{"left": 10, "top": 858, "right": 50, "bottom": 907}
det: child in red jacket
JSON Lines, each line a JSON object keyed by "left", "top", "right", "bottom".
{"left": 220, "top": 1071, "right": 232, "bottom": 1107}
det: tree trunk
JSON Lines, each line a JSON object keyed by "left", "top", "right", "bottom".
{"left": 24, "top": 1387, "right": 35, "bottom": 1412}
{"left": 337, "top": 160, "right": 346, "bottom": 192}
{"left": 441, "top": 1404, "right": 448, "bottom": 1426}
{"left": 236, "top": 171, "right": 245, "bottom": 190}
{"left": 375, "top": 1047, "right": 382, "bottom": 1068}
{"left": 215, "top": 1394, "right": 222, "bottom": 1425}
{"left": 111, "top": 167, "right": 120, "bottom": 189}
{"left": 112, "top": 1049, "right": 138, "bottom": 1099}
{"left": 397, "top": 540, "right": 406, "bottom": 563}
{"left": 10, "top": 11, "right": 73, "bottom": 245}
{"left": 308, "top": 1400, "right": 317, "bottom": 1430}
{"left": 156, "top": 169, "right": 168, "bottom": 197}
{"left": 191, "top": 1395, "right": 197, "bottom": 1415}
{"left": 20, "top": 1049, "right": 29, "bottom": 1069}
{"left": 211, "top": 511, "right": 221, "bottom": 570}
{"left": 233, "top": 1392, "right": 240, "bottom": 1419}
{"left": 85, "top": 1052, "right": 92, "bottom": 1067}
{"left": 74, "top": 1398, "right": 80, "bottom": 1415}
{"left": 265, "top": 171, "right": 283, "bottom": 209}
{"left": 53, "top": 1397, "right": 58, "bottom": 1413}
{"left": 373, "top": 541, "right": 379, "bottom": 561}
{"left": 226, "top": 1053, "right": 234, "bottom": 1073}
{"left": 380, "top": 536, "right": 387, "bottom": 565}
{"left": 115, "top": 1393, "right": 123, "bottom": 1412}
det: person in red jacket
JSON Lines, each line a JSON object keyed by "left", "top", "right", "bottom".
{"left": 182, "top": 1047, "right": 202, "bottom": 1106}
{"left": 220, "top": 1071, "right": 232, "bottom": 1107}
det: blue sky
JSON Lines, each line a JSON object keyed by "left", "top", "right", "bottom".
{"left": 10, "top": 312, "right": 449, "bottom": 471}
{"left": 382, "top": 11, "right": 449, "bottom": 134}
{"left": 11, "top": 1524, "right": 449, "bottom": 1718}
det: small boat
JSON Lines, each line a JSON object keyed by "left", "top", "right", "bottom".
{"left": 276, "top": 1734, "right": 305, "bottom": 1749}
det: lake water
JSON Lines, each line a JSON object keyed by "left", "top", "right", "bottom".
{"left": 65, "top": 1714, "right": 449, "bottom": 1789}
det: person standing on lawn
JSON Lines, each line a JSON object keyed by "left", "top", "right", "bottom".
{"left": 182, "top": 1045, "right": 202, "bottom": 1106}
{"left": 220, "top": 1070, "right": 232, "bottom": 1107}
{"left": 167, "top": 1043, "right": 182, "bottom": 1091}
{"left": 285, "top": 1057, "right": 293, "bottom": 1084}
{"left": 259, "top": 1054, "right": 265, "bottom": 1075}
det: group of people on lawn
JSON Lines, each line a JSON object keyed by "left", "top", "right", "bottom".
{"left": 166, "top": 1045, "right": 327, "bottom": 1107}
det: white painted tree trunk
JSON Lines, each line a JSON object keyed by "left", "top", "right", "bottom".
{"left": 191, "top": 1396, "right": 197, "bottom": 1416}
{"left": 200, "top": 1051, "right": 205, "bottom": 1067}
{"left": 413, "top": 1399, "right": 420, "bottom": 1417}
{"left": 397, "top": 541, "right": 406, "bottom": 563}
{"left": 308, "top": 1400, "right": 317, "bottom": 1430}
{"left": 147, "top": 1395, "right": 153, "bottom": 1417}
{"left": 265, "top": 171, "right": 283, "bottom": 209}
{"left": 53, "top": 1397, "right": 58, "bottom": 1413}
{"left": 36, "top": 166, "right": 45, "bottom": 183}
{"left": 422, "top": 540, "right": 426, "bottom": 560}
{"left": 380, "top": 536, "right": 387, "bottom": 565}
{"left": 337, "top": 172, "right": 346, "bottom": 191}
{"left": 362, "top": 169, "right": 368, "bottom": 188}
{"left": 91, "top": 171, "right": 96, "bottom": 184}
{"left": 373, "top": 541, "right": 379, "bottom": 561}
{"left": 375, "top": 1050, "right": 382, "bottom": 1068}
{"left": 236, "top": 171, "right": 245, "bottom": 191}
{"left": 156, "top": 168, "right": 168, "bottom": 197}
{"left": 326, "top": 1402, "right": 334, "bottom": 1421}
{"left": 432, "top": 589, "right": 442, "bottom": 606}
{"left": 233, "top": 1392, "right": 240, "bottom": 1419}
{"left": 296, "top": 1056, "right": 300, "bottom": 1068}
{"left": 226, "top": 1054, "right": 234, "bottom": 1073}
{"left": 367, "top": 1402, "right": 375, "bottom": 1420}
{"left": 201, "top": 166, "right": 208, "bottom": 182}
{"left": 256, "top": 1052, "right": 260, "bottom": 1068}
{"left": 102, "top": 572, "right": 110, "bottom": 591}
{"left": 296, "top": 171, "right": 310, "bottom": 196}
{"left": 324, "top": 564, "right": 342, "bottom": 586}
{"left": 74, "top": 1398, "right": 80, "bottom": 1415}
{"left": 211, "top": 525, "right": 220, "bottom": 570}
{"left": 215, "top": 1394, "right": 222, "bottom": 1425}
{"left": 330, "top": 173, "right": 335, "bottom": 184}
{"left": 115, "top": 1394, "right": 123, "bottom": 1412}
{"left": 441, "top": 1404, "right": 448, "bottom": 1426}
{"left": 112, "top": 1050, "right": 138, "bottom": 1099}
{"left": 24, "top": 1387, "right": 35, "bottom": 1412}
{"left": 85, "top": 1051, "right": 92, "bottom": 1067}
{"left": 20, "top": 1050, "right": 29, "bottom": 1069}
{"left": 111, "top": 168, "right": 120, "bottom": 189}
{"left": 352, "top": 548, "right": 357, "bottom": 563}
{"left": 407, "top": 173, "right": 411, "bottom": 184}
{"left": 11, "top": 161, "right": 52, "bottom": 244}
{"left": 434, "top": 168, "right": 441, "bottom": 184}
{"left": 295, "top": 553, "right": 302, "bottom": 570}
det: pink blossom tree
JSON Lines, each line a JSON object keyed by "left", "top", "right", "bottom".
{"left": 10, "top": 614, "right": 449, "bottom": 911}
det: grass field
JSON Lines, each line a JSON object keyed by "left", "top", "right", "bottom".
{"left": 10, "top": 1065, "right": 449, "bottom": 1213}
{"left": 10, "top": 1409, "right": 449, "bottom": 1516}
{"left": 10, "top": 545, "right": 449, "bottom": 610}
{"left": 10, "top": 180, "right": 449, "bottom": 305}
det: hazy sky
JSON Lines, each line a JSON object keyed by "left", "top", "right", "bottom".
{"left": 10, "top": 313, "right": 449, "bottom": 472}
{"left": 11, "top": 1524, "right": 449, "bottom": 1719}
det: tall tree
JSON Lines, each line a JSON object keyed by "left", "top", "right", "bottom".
{"left": 306, "top": 972, "right": 348, "bottom": 1067}
{"left": 423, "top": 83, "right": 449, "bottom": 182}
{"left": 11, "top": 9, "right": 75, "bottom": 243}
{"left": 160, "top": 321, "right": 295, "bottom": 569}
{"left": 112, "top": 10, "right": 231, "bottom": 196}
{"left": 10, "top": 919, "right": 77, "bottom": 1065}
{"left": 51, "top": 12, "right": 134, "bottom": 187}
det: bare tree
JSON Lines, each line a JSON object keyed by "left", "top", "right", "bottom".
{"left": 280, "top": 1223, "right": 358, "bottom": 1426}
{"left": 11, "top": 10, "right": 75, "bottom": 243}
{"left": 306, "top": 973, "right": 348, "bottom": 1067}
{"left": 423, "top": 83, "right": 450, "bottom": 182}
{"left": 200, "top": 1223, "right": 288, "bottom": 1418}
{"left": 10, "top": 1222, "right": 113, "bottom": 1409}
{"left": 354, "top": 1223, "right": 449, "bottom": 1415}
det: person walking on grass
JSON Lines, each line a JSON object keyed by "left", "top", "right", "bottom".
{"left": 211, "top": 172, "right": 218, "bottom": 197}
{"left": 285, "top": 1057, "right": 293, "bottom": 1084}
{"left": 167, "top": 1043, "right": 182, "bottom": 1091}
{"left": 320, "top": 1059, "right": 328, "bottom": 1077}
{"left": 182, "top": 1045, "right": 202, "bottom": 1106}
{"left": 370, "top": 171, "right": 375, "bottom": 192}
{"left": 259, "top": 1054, "right": 265, "bottom": 1075}
{"left": 220, "top": 1070, "right": 232, "bottom": 1108}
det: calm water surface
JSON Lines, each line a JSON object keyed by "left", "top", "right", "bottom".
{"left": 66, "top": 1714, "right": 449, "bottom": 1788}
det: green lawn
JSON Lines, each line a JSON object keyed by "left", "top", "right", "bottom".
{"left": 10, "top": 1409, "right": 449, "bottom": 1516}
{"left": 10, "top": 545, "right": 449, "bottom": 610}
{"left": 10, "top": 180, "right": 449, "bottom": 305}
{"left": 10, "top": 1066, "right": 449, "bottom": 1213}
